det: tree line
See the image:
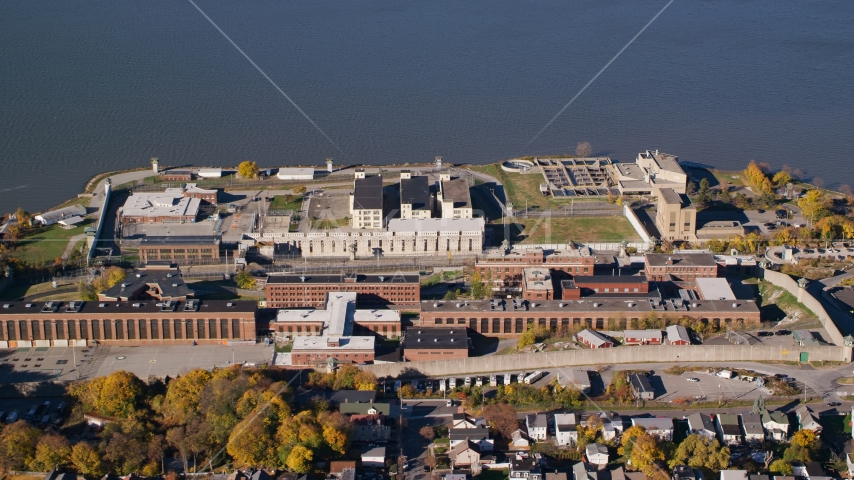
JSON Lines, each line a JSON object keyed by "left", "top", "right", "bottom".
{"left": 0, "top": 366, "right": 369, "bottom": 478}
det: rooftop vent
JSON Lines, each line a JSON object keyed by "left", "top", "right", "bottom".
{"left": 433, "top": 302, "right": 439, "bottom": 308}
{"left": 172, "top": 283, "right": 178, "bottom": 287}
{"left": 732, "top": 302, "right": 738, "bottom": 308}
{"left": 99, "top": 303, "right": 106, "bottom": 308}
{"left": 25, "top": 303, "right": 33, "bottom": 308}
{"left": 227, "top": 302, "right": 234, "bottom": 307}
{"left": 2, "top": 304, "right": 9, "bottom": 309}
{"left": 434, "top": 338, "right": 438, "bottom": 342}
{"left": 417, "top": 339, "right": 422, "bottom": 342}
{"left": 136, "top": 273, "right": 142, "bottom": 278}
{"left": 300, "top": 276, "right": 306, "bottom": 282}
{"left": 379, "top": 276, "right": 385, "bottom": 282}
{"left": 132, "top": 303, "right": 141, "bottom": 308}
{"left": 559, "top": 303, "right": 564, "bottom": 307}
{"left": 121, "top": 283, "right": 129, "bottom": 288}
{"left": 692, "top": 303, "right": 698, "bottom": 308}
{"left": 593, "top": 303, "right": 600, "bottom": 308}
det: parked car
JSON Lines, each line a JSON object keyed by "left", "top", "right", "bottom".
{"left": 757, "top": 331, "right": 773, "bottom": 337}
{"left": 775, "top": 330, "right": 791, "bottom": 336}
{"left": 686, "top": 377, "right": 700, "bottom": 382}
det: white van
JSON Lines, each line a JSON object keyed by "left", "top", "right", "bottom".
{"left": 490, "top": 374, "right": 497, "bottom": 387}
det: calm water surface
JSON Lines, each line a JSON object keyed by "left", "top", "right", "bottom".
{"left": 1, "top": 0, "right": 853, "bottom": 212}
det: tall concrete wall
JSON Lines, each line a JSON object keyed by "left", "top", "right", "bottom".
{"left": 362, "top": 344, "right": 851, "bottom": 378}
{"left": 761, "top": 268, "right": 845, "bottom": 346}
{"left": 87, "top": 182, "right": 112, "bottom": 266}
{"left": 625, "top": 205, "right": 653, "bottom": 244}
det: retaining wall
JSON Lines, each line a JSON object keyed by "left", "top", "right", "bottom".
{"left": 761, "top": 268, "right": 845, "bottom": 346}
{"left": 361, "top": 344, "right": 851, "bottom": 378}
{"left": 87, "top": 183, "right": 112, "bottom": 266}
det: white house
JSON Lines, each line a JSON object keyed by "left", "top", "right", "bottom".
{"left": 601, "top": 414, "right": 625, "bottom": 442}
{"left": 720, "top": 471, "right": 748, "bottom": 480}
{"left": 846, "top": 453, "right": 854, "bottom": 479}
{"left": 449, "top": 426, "right": 493, "bottom": 451}
{"left": 585, "top": 443, "right": 609, "bottom": 466}
{"left": 277, "top": 167, "right": 315, "bottom": 181}
{"left": 510, "top": 429, "right": 531, "bottom": 449}
{"left": 526, "top": 413, "right": 548, "bottom": 441}
{"left": 452, "top": 412, "right": 485, "bottom": 429}
{"left": 361, "top": 446, "right": 386, "bottom": 468}
{"left": 554, "top": 413, "right": 578, "bottom": 446}
{"left": 686, "top": 413, "right": 716, "bottom": 440}
{"left": 762, "top": 410, "right": 790, "bottom": 442}
{"left": 795, "top": 405, "right": 823, "bottom": 433}
{"left": 34, "top": 204, "right": 87, "bottom": 226}
{"left": 631, "top": 417, "right": 673, "bottom": 441}
{"left": 559, "top": 369, "right": 591, "bottom": 394}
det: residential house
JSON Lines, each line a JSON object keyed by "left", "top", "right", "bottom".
{"left": 452, "top": 412, "right": 485, "bottom": 429}
{"left": 329, "top": 461, "right": 357, "bottom": 480}
{"left": 84, "top": 413, "right": 114, "bottom": 428}
{"left": 338, "top": 402, "right": 390, "bottom": 416}
{"left": 794, "top": 405, "right": 823, "bottom": 433}
{"left": 361, "top": 446, "right": 386, "bottom": 468}
{"left": 555, "top": 413, "right": 578, "bottom": 446}
{"left": 750, "top": 475, "right": 770, "bottom": 480}
{"left": 740, "top": 413, "right": 764, "bottom": 443}
{"left": 278, "top": 473, "right": 308, "bottom": 480}
{"left": 249, "top": 470, "right": 272, "bottom": 480}
{"left": 585, "top": 443, "right": 609, "bottom": 466}
{"left": 622, "top": 329, "right": 663, "bottom": 345}
{"left": 511, "top": 457, "right": 542, "bottom": 480}
{"left": 450, "top": 440, "right": 481, "bottom": 468}
{"left": 526, "top": 413, "right": 548, "bottom": 441}
{"left": 349, "top": 414, "right": 391, "bottom": 444}
{"left": 716, "top": 414, "right": 744, "bottom": 445}
{"left": 628, "top": 374, "right": 655, "bottom": 400}
{"left": 772, "top": 477, "right": 795, "bottom": 480}
{"left": 793, "top": 462, "right": 831, "bottom": 480}
{"left": 720, "top": 471, "right": 748, "bottom": 480}
{"left": 671, "top": 466, "right": 698, "bottom": 480}
{"left": 631, "top": 417, "right": 673, "bottom": 441}
{"left": 444, "top": 474, "right": 468, "bottom": 480}
{"left": 43, "top": 469, "right": 77, "bottom": 480}
{"left": 666, "top": 325, "right": 691, "bottom": 345}
{"left": 510, "top": 429, "right": 531, "bottom": 449}
{"left": 547, "top": 473, "right": 568, "bottom": 480}
{"left": 559, "top": 369, "right": 592, "bottom": 394}
{"left": 761, "top": 410, "right": 790, "bottom": 442}
{"left": 577, "top": 329, "right": 614, "bottom": 349}
{"left": 601, "top": 413, "right": 625, "bottom": 442}
{"left": 449, "top": 426, "right": 493, "bottom": 451}
{"left": 572, "top": 462, "right": 610, "bottom": 480}
{"left": 611, "top": 466, "right": 646, "bottom": 480}
{"left": 686, "top": 413, "right": 716, "bottom": 440}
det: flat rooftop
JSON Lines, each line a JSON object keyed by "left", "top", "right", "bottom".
{"left": 645, "top": 252, "right": 717, "bottom": 267}
{"left": 121, "top": 192, "right": 201, "bottom": 218}
{"left": 640, "top": 150, "right": 684, "bottom": 174}
{"left": 99, "top": 267, "right": 194, "bottom": 300}
{"left": 523, "top": 268, "right": 553, "bottom": 291}
{"left": 138, "top": 235, "right": 220, "bottom": 246}
{"left": 574, "top": 275, "right": 647, "bottom": 284}
{"left": 0, "top": 299, "right": 255, "bottom": 316}
{"left": 400, "top": 176, "right": 431, "bottom": 211}
{"left": 353, "top": 175, "right": 384, "bottom": 210}
{"left": 441, "top": 177, "right": 472, "bottom": 208}
{"left": 403, "top": 327, "right": 468, "bottom": 350}
{"left": 420, "top": 296, "right": 759, "bottom": 316}
{"left": 267, "top": 273, "right": 419, "bottom": 285}
{"left": 696, "top": 277, "right": 736, "bottom": 301}
{"left": 292, "top": 335, "right": 375, "bottom": 351}
{"left": 387, "top": 217, "right": 484, "bottom": 233}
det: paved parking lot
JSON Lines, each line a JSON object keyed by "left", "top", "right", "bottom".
{"left": 653, "top": 370, "right": 766, "bottom": 403}
{"left": 0, "top": 345, "right": 274, "bottom": 383}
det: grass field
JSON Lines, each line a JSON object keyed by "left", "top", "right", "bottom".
{"left": 469, "top": 164, "right": 557, "bottom": 210}
{"left": 0, "top": 280, "right": 80, "bottom": 301}
{"left": 11, "top": 220, "right": 92, "bottom": 266}
{"left": 501, "top": 216, "right": 641, "bottom": 244}
{"left": 270, "top": 194, "right": 303, "bottom": 211}
{"left": 312, "top": 218, "right": 349, "bottom": 229}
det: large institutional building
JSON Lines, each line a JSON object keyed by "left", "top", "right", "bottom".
{"left": 265, "top": 273, "right": 420, "bottom": 309}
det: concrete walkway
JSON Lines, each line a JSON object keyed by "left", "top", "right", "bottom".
{"left": 61, "top": 233, "right": 87, "bottom": 261}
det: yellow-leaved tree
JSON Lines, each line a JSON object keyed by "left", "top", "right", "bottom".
{"left": 70, "top": 443, "right": 105, "bottom": 479}
{"left": 238, "top": 161, "right": 259, "bottom": 179}
{"left": 29, "top": 434, "right": 72, "bottom": 471}
{"left": 286, "top": 445, "right": 313, "bottom": 473}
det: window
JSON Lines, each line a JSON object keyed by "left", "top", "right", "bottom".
{"left": 150, "top": 320, "right": 158, "bottom": 339}
{"left": 67, "top": 321, "right": 76, "bottom": 339}
{"left": 173, "top": 320, "right": 182, "bottom": 339}
{"left": 232, "top": 319, "right": 240, "bottom": 338}
{"left": 43, "top": 321, "right": 53, "bottom": 340}
{"left": 31, "top": 320, "right": 40, "bottom": 340}
{"left": 221, "top": 319, "right": 229, "bottom": 338}
{"left": 91, "top": 321, "right": 100, "bottom": 340}
{"left": 19, "top": 320, "right": 28, "bottom": 339}
{"left": 162, "top": 320, "right": 170, "bottom": 339}
{"left": 104, "top": 321, "right": 112, "bottom": 340}
{"left": 185, "top": 321, "right": 193, "bottom": 339}
{"left": 6, "top": 321, "right": 16, "bottom": 341}
{"left": 127, "top": 321, "right": 135, "bottom": 340}
{"left": 80, "top": 321, "right": 89, "bottom": 340}
{"left": 197, "top": 319, "right": 206, "bottom": 339}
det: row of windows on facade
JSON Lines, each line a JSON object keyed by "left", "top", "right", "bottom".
{"left": 484, "top": 266, "right": 591, "bottom": 273}
{"left": 1, "top": 319, "right": 243, "bottom": 341}
{"left": 293, "top": 353, "right": 373, "bottom": 360}
{"left": 275, "top": 324, "right": 398, "bottom": 333}
{"left": 649, "top": 266, "right": 715, "bottom": 272}
{"left": 430, "top": 317, "right": 750, "bottom": 332}
{"left": 268, "top": 286, "right": 416, "bottom": 292}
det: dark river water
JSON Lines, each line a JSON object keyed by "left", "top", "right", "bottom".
{"left": 1, "top": 0, "right": 853, "bottom": 213}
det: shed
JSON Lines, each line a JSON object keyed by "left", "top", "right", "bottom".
{"left": 198, "top": 167, "right": 223, "bottom": 178}
{"left": 277, "top": 167, "right": 315, "bottom": 181}
{"left": 666, "top": 325, "right": 691, "bottom": 345}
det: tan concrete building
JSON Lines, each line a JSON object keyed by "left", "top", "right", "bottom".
{"left": 137, "top": 236, "right": 220, "bottom": 263}
{"left": 399, "top": 171, "right": 433, "bottom": 219}
{"left": 350, "top": 170, "right": 384, "bottom": 229}
{"left": 644, "top": 253, "right": 719, "bottom": 281}
{"left": 438, "top": 173, "right": 473, "bottom": 219}
{"left": 655, "top": 188, "right": 697, "bottom": 241}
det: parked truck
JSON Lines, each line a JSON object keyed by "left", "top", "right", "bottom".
{"left": 524, "top": 371, "right": 544, "bottom": 384}
{"left": 716, "top": 370, "right": 735, "bottom": 379}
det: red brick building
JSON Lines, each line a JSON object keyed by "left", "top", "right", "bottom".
{"left": 622, "top": 329, "right": 663, "bottom": 345}
{"left": 0, "top": 299, "right": 257, "bottom": 347}
{"left": 475, "top": 247, "right": 595, "bottom": 286}
{"left": 418, "top": 297, "right": 760, "bottom": 337}
{"left": 560, "top": 275, "right": 649, "bottom": 299}
{"left": 266, "top": 273, "right": 420, "bottom": 309}
{"left": 644, "top": 253, "right": 719, "bottom": 282}
{"left": 402, "top": 327, "right": 469, "bottom": 361}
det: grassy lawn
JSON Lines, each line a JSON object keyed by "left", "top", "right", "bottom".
{"left": 758, "top": 282, "right": 818, "bottom": 324}
{"left": 469, "top": 164, "right": 557, "bottom": 210}
{"left": 501, "top": 216, "right": 640, "bottom": 244}
{"left": 11, "top": 221, "right": 92, "bottom": 266}
{"left": 270, "top": 195, "right": 303, "bottom": 211}
{"left": 684, "top": 166, "right": 747, "bottom": 188}
{"left": 476, "top": 469, "right": 509, "bottom": 480}
{"left": 0, "top": 280, "right": 80, "bottom": 301}
{"left": 312, "top": 218, "right": 348, "bottom": 229}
